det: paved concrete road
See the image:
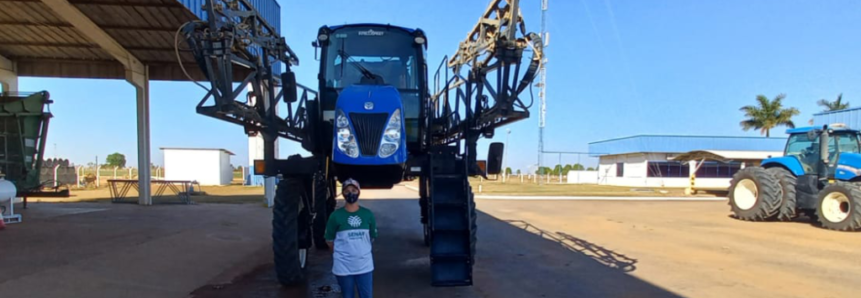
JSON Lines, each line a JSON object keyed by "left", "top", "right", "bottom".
{"left": 199, "top": 186, "right": 681, "bottom": 298}
{"left": 0, "top": 202, "right": 275, "bottom": 298}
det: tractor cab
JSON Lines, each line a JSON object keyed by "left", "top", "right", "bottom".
{"left": 314, "top": 24, "right": 428, "bottom": 187}
{"left": 777, "top": 125, "right": 861, "bottom": 177}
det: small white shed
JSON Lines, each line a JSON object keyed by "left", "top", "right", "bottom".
{"left": 161, "top": 148, "right": 235, "bottom": 185}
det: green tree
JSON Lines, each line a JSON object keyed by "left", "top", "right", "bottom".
{"left": 740, "top": 94, "right": 800, "bottom": 137}
{"left": 572, "top": 163, "right": 585, "bottom": 171}
{"left": 817, "top": 93, "right": 849, "bottom": 112}
{"left": 562, "top": 164, "right": 573, "bottom": 175}
{"left": 552, "top": 164, "right": 563, "bottom": 176}
{"left": 535, "top": 167, "right": 552, "bottom": 175}
{"left": 587, "top": 167, "right": 596, "bottom": 171}
{"left": 505, "top": 167, "right": 512, "bottom": 175}
{"left": 516, "top": 169, "right": 521, "bottom": 175}
{"left": 105, "top": 152, "right": 126, "bottom": 168}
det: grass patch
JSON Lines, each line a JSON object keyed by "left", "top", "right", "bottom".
{"left": 467, "top": 177, "right": 700, "bottom": 197}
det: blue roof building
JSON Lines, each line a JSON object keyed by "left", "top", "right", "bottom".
{"left": 589, "top": 135, "right": 787, "bottom": 157}
{"left": 814, "top": 107, "right": 861, "bottom": 129}
{"left": 586, "top": 135, "right": 787, "bottom": 190}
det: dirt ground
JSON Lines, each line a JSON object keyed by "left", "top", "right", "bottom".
{"left": 0, "top": 201, "right": 279, "bottom": 298}
{"left": 197, "top": 186, "right": 860, "bottom": 298}
{"left": 5, "top": 185, "right": 859, "bottom": 298}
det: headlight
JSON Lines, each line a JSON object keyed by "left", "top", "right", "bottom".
{"left": 335, "top": 110, "right": 359, "bottom": 158}
{"left": 384, "top": 128, "right": 400, "bottom": 142}
{"left": 380, "top": 143, "right": 397, "bottom": 157}
{"left": 379, "top": 109, "right": 402, "bottom": 158}
{"left": 336, "top": 111, "right": 349, "bottom": 128}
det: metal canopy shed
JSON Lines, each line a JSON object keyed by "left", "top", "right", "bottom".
{"left": 671, "top": 150, "right": 783, "bottom": 164}
{"left": 0, "top": 0, "right": 281, "bottom": 204}
{"left": 671, "top": 150, "right": 783, "bottom": 193}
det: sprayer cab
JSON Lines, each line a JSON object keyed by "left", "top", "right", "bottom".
{"left": 316, "top": 24, "right": 427, "bottom": 188}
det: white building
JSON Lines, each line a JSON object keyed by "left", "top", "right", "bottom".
{"left": 588, "top": 135, "right": 786, "bottom": 191}
{"left": 161, "top": 148, "right": 235, "bottom": 186}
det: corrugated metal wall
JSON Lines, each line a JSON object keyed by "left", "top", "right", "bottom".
{"left": 178, "top": 0, "right": 281, "bottom": 33}
{"left": 588, "top": 135, "right": 787, "bottom": 157}
{"left": 814, "top": 108, "right": 861, "bottom": 129}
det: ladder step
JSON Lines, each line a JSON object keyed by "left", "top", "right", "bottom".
{"left": 433, "top": 174, "right": 463, "bottom": 178}
{"left": 431, "top": 253, "right": 470, "bottom": 260}
{"left": 431, "top": 259, "right": 472, "bottom": 287}
{"left": 431, "top": 206, "right": 467, "bottom": 231}
{"left": 431, "top": 230, "right": 469, "bottom": 256}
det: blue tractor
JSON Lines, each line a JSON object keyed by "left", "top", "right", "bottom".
{"left": 728, "top": 124, "right": 861, "bottom": 231}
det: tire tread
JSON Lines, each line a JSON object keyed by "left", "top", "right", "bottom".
{"left": 728, "top": 167, "right": 781, "bottom": 221}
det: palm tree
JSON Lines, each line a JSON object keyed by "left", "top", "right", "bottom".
{"left": 817, "top": 93, "right": 849, "bottom": 112}
{"left": 739, "top": 94, "right": 800, "bottom": 137}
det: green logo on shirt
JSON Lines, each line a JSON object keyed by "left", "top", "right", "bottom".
{"left": 348, "top": 215, "right": 362, "bottom": 227}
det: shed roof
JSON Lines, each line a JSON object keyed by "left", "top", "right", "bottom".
{"left": 670, "top": 150, "right": 783, "bottom": 162}
{"left": 0, "top": 0, "right": 280, "bottom": 81}
{"left": 588, "top": 135, "right": 787, "bottom": 157}
{"left": 160, "top": 147, "right": 235, "bottom": 155}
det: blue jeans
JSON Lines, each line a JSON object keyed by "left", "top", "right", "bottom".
{"left": 336, "top": 271, "right": 373, "bottom": 298}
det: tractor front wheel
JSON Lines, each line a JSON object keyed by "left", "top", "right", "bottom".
{"left": 816, "top": 181, "right": 861, "bottom": 231}
{"left": 728, "top": 167, "right": 781, "bottom": 221}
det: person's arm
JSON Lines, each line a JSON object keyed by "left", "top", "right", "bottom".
{"left": 324, "top": 212, "right": 338, "bottom": 252}
{"left": 369, "top": 212, "right": 377, "bottom": 242}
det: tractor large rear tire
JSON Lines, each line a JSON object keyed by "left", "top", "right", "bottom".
{"left": 312, "top": 173, "right": 332, "bottom": 250}
{"left": 767, "top": 167, "right": 798, "bottom": 221}
{"left": 468, "top": 187, "right": 477, "bottom": 264}
{"left": 273, "top": 178, "right": 304, "bottom": 286}
{"left": 816, "top": 181, "right": 861, "bottom": 231}
{"left": 728, "top": 167, "right": 781, "bottom": 221}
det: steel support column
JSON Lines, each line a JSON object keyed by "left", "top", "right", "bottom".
{"left": 0, "top": 55, "right": 17, "bottom": 93}
{"left": 135, "top": 66, "right": 152, "bottom": 205}
{"left": 43, "top": 0, "right": 151, "bottom": 205}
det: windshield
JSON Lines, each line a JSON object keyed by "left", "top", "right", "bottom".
{"left": 834, "top": 132, "right": 861, "bottom": 153}
{"left": 324, "top": 27, "right": 419, "bottom": 90}
{"left": 785, "top": 133, "right": 816, "bottom": 156}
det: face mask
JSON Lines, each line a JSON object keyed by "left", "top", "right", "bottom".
{"left": 344, "top": 192, "right": 359, "bottom": 204}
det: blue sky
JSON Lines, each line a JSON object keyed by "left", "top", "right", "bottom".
{"left": 18, "top": 0, "right": 861, "bottom": 173}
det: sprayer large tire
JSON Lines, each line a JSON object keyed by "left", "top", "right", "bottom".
{"left": 816, "top": 181, "right": 861, "bottom": 231}
{"left": 728, "top": 167, "right": 781, "bottom": 221}
{"left": 273, "top": 178, "right": 304, "bottom": 286}
{"left": 312, "top": 174, "right": 331, "bottom": 250}
{"left": 468, "top": 187, "right": 477, "bottom": 264}
{"left": 767, "top": 167, "right": 798, "bottom": 221}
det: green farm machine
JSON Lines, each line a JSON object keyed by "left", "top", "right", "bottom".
{"left": 0, "top": 91, "right": 61, "bottom": 222}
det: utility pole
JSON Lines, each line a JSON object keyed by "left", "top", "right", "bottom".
{"left": 537, "top": 0, "right": 548, "bottom": 185}
{"left": 504, "top": 128, "right": 511, "bottom": 182}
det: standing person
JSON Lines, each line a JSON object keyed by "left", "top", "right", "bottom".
{"left": 325, "top": 178, "right": 377, "bottom": 298}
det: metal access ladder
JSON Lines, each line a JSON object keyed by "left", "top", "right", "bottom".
{"left": 428, "top": 146, "right": 476, "bottom": 286}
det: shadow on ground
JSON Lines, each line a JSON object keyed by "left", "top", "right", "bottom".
{"left": 505, "top": 219, "right": 638, "bottom": 272}
{"left": 192, "top": 198, "right": 682, "bottom": 298}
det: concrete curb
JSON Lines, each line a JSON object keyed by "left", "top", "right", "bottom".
{"left": 400, "top": 184, "right": 726, "bottom": 201}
